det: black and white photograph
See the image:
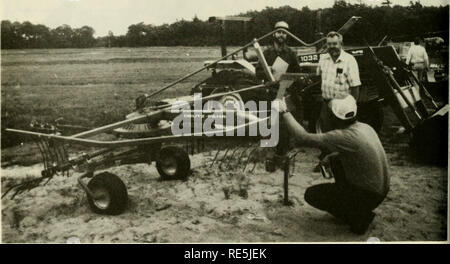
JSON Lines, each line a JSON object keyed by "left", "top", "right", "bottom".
{"left": 0, "top": 0, "right": 448, "bottom": 244}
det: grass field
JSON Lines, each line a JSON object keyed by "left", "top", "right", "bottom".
{"left": 1, "top": 47, "right": 220, "bottom": 148}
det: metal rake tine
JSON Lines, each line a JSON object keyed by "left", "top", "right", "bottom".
{"left": 34, "top": 138, "right": 48, "bottom": 170}
{"left": 250, "top": 162, "right": 258, "bottom": 173}
{"left": 43, "top": 177, "right": 52, "bottom": 185}
{"left": 225, "top": 146, "right": 243, "bottom": 169}
{"left": 2, "top": 174, "right": 51, "bottom": 200}
{"left": 53, "top": 140, "right": 64, "bottom": 168}
{"left": 243, "top": 147, "right": 259, "bottom": 172}
{"left": 57, "top": 141, "right": 69, "bottom": 175}
{"left": 250, "top": 151, "right": 260, "bottom": 173}
{"left": 48, "top": 139, "right": 63, "bottom": 175}
{"left": 222, "top": 145, "right": 238, "bottom": 168}
{"left": 237, "top": 145, "right": 252, "bottom": 166}
{"left": 61, "top": 143, "right": 70, "bottom": 176}
{"left": 209, "top": 148, "right": 223, "bottom": 168}
{"left": 42, "top": 138, "right": 57, "bottom": 167}
{"left": 217, "top": 145, "right": 232, "bottom": 170}
{"left": 289, "top": 149, "right": 305, "bottom": 177}
{"left": 249, "top": 146, "right": 262, "bottom": 173}
{"left": 1, "top": 182, "right": 23, "bottom": 199}
{"left": 10, "top": 182, "right": 32, "bottom": 200}
{"left": 38, "top": 138, "right": 52, "bottom": 170}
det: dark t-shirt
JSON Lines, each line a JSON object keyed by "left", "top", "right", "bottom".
{"left": 317, "top": 122, "right": 390, "bottom": 196}
{"left": 256, "top": 45, "right": 301, "bottom": 81}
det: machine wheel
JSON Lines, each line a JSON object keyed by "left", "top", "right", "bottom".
{"left": 205, "top": 90, "right": 245, "bottom": 112}
{"left": 86, "top": 172, "right": 128, "bottom": 215}
{"left": 156, "top": 146, "right": 191, "bottom": 181}
{"left": 219, "top": 93, "right": 245, "bottom": 111}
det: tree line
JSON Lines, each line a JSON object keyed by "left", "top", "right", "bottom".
{"left": 1, "top": 1, "right": 448, "bottom": 49}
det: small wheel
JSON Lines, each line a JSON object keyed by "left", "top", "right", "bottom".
{"left": 156, "top": 146, "right": 191, "bottom": 181}
{"left": 204, "top": 89, "right": 245, "bottom": 112}
{"left": 219, "top": 94, "right": 245, "bottom": 111}
{"left": 86, "top": 172, "right": 128, "bottom": 215}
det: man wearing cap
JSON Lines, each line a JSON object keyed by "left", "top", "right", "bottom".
{"left": 273, "top": 95, "right": 390, "bottom": 234}
{"left": 258, "top": 21, "right": 301, "bottom": 81}
{"left": 317, "top": 31, "right": 361, "bottom": 132}
{"left": 253, "top": 21, "right": 301, "bottom": 164}
{"left": 253, "top": 21, "right": 301, "bottom": 99}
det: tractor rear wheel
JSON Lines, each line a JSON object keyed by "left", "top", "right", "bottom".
{"left": 86, "top": 172, "right": 128, "bottom": 215}
{"left": 156, "top": 146, "right": 191, "bottom": 181}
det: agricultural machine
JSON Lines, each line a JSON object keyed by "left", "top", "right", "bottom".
{"left": 381, "top": 33, "right": 449, "bottom": 103}
{"left": 2, "top": 16, "right": 447, "bottom": 215}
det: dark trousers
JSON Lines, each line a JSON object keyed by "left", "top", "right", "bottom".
{"left": 304, "top": 158, "right": 385, "bottom": 225}
{"left": 317, "top": 99, "right": 332, "bottom": 133}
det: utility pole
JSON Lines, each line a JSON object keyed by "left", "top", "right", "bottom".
{"left": 382, "top": 0, "right": 392, "bottom": 7}
{"left": 108, "top": 30, "right": 113, "bottom": 48}
{"left": 208, "top": 16, "right": 252, "bottom": 58}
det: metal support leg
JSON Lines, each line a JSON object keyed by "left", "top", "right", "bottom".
{"left": 77, "top": 171, "right": 99, "bottom": 199}
{"left": 283, "top": 156, "right": 293, "bottom": 206}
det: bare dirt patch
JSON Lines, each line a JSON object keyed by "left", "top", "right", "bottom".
{"left": 1, "top": 144, "right": 447, "bottom": 243}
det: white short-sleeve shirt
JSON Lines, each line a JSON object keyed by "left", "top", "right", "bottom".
{"left": 318, "top": 50, "right": 361, "bottom": 100}
{"left": 406, "top": 44, "right": 429, "bottom": 66}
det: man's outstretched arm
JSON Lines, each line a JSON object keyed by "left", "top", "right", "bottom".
{"left": 274, "top": 99, "right": 324, "bottom": 148}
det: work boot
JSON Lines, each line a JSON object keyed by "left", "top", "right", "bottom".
{"left": 350, "top": 212, "right": 376, "bottom": 235}
{"left": 313, "top": 164, "right": 321, "bottom": 173}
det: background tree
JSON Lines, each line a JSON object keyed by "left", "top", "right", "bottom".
{"left": 1, "top": 4, "right": 448, "bottom": 49}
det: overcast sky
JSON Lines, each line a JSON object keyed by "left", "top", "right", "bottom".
{"left": 1, "top": 0, "right": 448, "bottom": 36}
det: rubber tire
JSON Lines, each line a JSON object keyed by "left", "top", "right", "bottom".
{"left": 218, "top": 93, "right": 245, "bottom": 111}
{"left": 156, "top": 146, "right": 191, "bottom": 181}
{"left": 86, "top": 172, "right": 128, "bottom": 215}
{"left": 204, "top": 88, "right": 245, "bottom": 112}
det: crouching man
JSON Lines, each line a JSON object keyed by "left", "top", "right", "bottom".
{"left": 274, "top": 95, "right": 390, "bottom": 234}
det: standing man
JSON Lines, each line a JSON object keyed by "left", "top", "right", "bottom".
{"left": 252, "top": 21, "right": 301, "bottom": 100}
{"left": 312, "top": 31, "right": 362, "bottom": 171}
{"left": 274, "top": 95, "right": 390, "bottom": 234}
{"left": 317, "top": 31, "right": 361, "bottom": 132}
{"left": 252, "top": 21, "right": 301, "bottom": 168}
{"left": 257, "top": 21, "right": 301, "bottom": 81}
{"left": 406, "top": 37, "right": 429, "bottom": 82}
{"left": 246, "top": 21, "right": 301, "bottom": 104}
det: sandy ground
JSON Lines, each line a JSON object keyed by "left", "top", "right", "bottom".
{"left": 1, "top": 141, "right": 447, "bottom": 243}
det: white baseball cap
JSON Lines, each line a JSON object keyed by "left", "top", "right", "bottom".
{"left": 328, "top": 95, "right": 357, "bottom": 120}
